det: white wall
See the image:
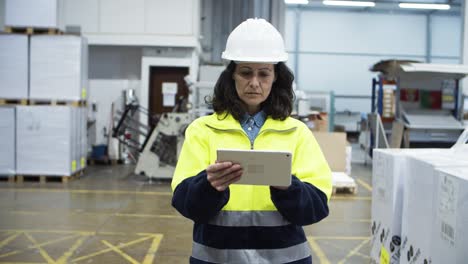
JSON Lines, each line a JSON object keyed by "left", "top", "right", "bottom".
{"left": 431, "top": 15, "right": 461, "bottom": 60}
{"left": 89, "top": 46, "right": 142, "bottom": 79}
{"left": 286, "top": 9, "right": 462, "bottom": 113}
{"left": 89, "top": 79, "right": 140, "bottom": 145}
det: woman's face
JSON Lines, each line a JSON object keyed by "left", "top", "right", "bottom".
{"left": 233, "top": 63, "right": 275, "bottom": 115}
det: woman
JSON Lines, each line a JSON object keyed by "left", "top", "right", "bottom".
{"left": 171, "top": 18, "right": 332, "bottom": 264}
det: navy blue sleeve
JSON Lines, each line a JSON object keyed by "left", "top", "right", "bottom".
{"left": 172, "top": 170, "right": 230, "bottom": 223}
{"left": 270, "top": 176, "right": 329, "bottom": 226}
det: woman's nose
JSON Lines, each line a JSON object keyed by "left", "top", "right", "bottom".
{"left": 249, "top": 74, "right": 260, "bottom": 87}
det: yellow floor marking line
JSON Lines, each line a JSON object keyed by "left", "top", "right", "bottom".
{"left": 115, "top": 213, "right": 182, "bottom": 219}
{"left": 331, "top": 196, "right": 371, "bottom": 201}
{"left": 0, "top": 229, "right": 117, "bottom": 236}
{"left": 0, "top": 234, "right": 79, "bottom": 259}
{"left": 311, "top": 236, "right": 370, "bottom": 240}
{"left": 0, "top": 250, "right": 21, "bottom": 259}
{"left": 308, "top": 237, "right": 331, "bottom": 264}
{"left": 0, "top": 188, "right": 172, "bottom": 196}
{"left": 0, "top": 232, "right": 21, "bottom": 249}
{"left": 0, "top": 262, "right": 46, "bottom": 264}
{"left": 337, "top": 238, "right": 370, "bottom": 264}
{"left": 72, "top": 235, "right": 152, "bottom": 263}
{"left": 356, "top": 179, "right": 372, "bottom": 192}
{"left": 56, "top": 235, "right": 87, "bottom": 264}
{"left": 101, "top": 240, "right": 139, "bottom": 264}
{"left": 142, "top": 234, "right": 163, "bottom": 264}
{"left": 319, "top": 239, "right": 370, "bottom": 260}
{"left": 28, "top": 234, "right": 80, "bottom": 249}
{"left": 7, "top": 211, "right": 183, "bottom": 220}
{"left": 23, "top": 233, "right": 56, "bottom": 264}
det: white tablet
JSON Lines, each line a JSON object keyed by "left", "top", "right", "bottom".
{"left": 216, "top": 149, "right": 292, "bottom": 186}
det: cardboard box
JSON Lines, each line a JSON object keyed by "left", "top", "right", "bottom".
{"left": 16, "top": 106, "right": 74, "bottom": 176}
{"left": 431, "top": 167, "right": 468, "bottom": 264}
{"left": 0, "top": 107, "right": 16, "bottom": 175}
{"left": 370, "top": 148, "right": 462, "bottom": 264}
{"left": 306, "top": 112, "right": 328, "bottom": 132}
{"left": 30, "top": 35, "right": 88, "bottom": 101}
{"left": 5, "top": 0, "right": 64, "bottom": 30}
{"left": 0, "top": 35, "right": 28, "bottom": 99}
{"left": 400, "top": 154, "right": 468, "bottom": 264}
{"left": 313, "top": 132, "right": 346, "bottom": 172}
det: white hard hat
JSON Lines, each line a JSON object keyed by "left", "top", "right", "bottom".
{"left": 222, "top": 18, "right": 288, "bottom": 63}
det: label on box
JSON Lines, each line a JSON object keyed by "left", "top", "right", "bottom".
{"left": 373, "top": 154, "right": 389, "bottom": 201}
{"left": 81, "top": 157, "right": 85, "bottom": 168}
{"left": 438, "top": 173, "right": 458, "bottom": 246}
{"left": 72, "top": 160, "right": 77, "bottom": 172}
{"left": 380, "top": 246, "right": 390, "bottom": 264}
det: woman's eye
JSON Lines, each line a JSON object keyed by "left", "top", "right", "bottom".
{"left": 239, "top": 72, "right": 252, "bottom": 77}
{"left": 259, "top": 72, "right": 271, "bottom": 78}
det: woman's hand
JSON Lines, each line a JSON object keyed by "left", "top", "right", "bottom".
{"left": 206, "top": 161, "right": 243, "bottom": 192}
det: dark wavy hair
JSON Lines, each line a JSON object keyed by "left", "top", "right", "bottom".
{"left": 208, "top": 61, "right": 295, "bottom": 121}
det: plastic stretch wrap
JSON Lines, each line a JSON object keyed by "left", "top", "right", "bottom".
{"left": 30, "top": 35, "right": 88, "bottom": 101}
{"left": 72, "top": 107, "right": 77, "bottom": 172}
{"left": 0, "top": 35, "right": 28, "bottom": 99}
{"left": 5, "top": 0, "right": 64, "bottom": 29}
{"left": 16, "top": 106, "right": 74, "bottom": 176}
{"left": 0, "top": 107, "right": 16, "bottom": 175}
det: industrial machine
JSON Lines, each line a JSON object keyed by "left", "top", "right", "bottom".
{"left": 112, "top": 103, "right": 192, "bottom": 179}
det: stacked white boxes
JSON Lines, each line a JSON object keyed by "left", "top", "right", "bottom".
{"left": 400, "top": 154, "right": 468, "bottom": 264}
{"left": 30, "top": 35, "right": 88, "bottom": 101}
{"left": 5, "top": 0, "right": 65, "bottom": 30}
{"left": 0, "top": 35, "right": 29, "bottom": 99}
{"left": 0, "top": 107, "right": 16, "bottom": 176}
{"left": 431, "top": 167, "right": 468, "bottom": 264}
{"left": 370, "top": 148, "right": 442, "bottom": 264}
{"left": 16, "top": 106, "right": 75, "bottom": 176}
{"left": 3, "top": 0, "right": 89, "bottom": 180}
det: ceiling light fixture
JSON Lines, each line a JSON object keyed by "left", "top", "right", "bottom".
{"left": 323, "top": 0, "right": 375, "bottom": 7}
{"left": 398, "top": 3, "right": 450, "bottom": 10}
{"left": 285, "top": 0, "right": 309, "bottom": 5}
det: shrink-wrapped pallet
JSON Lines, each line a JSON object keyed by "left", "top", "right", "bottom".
{"left": 30, "top": 35, "right": 88, "bottom": 101}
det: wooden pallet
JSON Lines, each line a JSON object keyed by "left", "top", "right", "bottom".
{"left": 88, "top": 159, "right": 120, "bottom": 166}
{"left": 332, "top": 185, "right": 358, "bottom": 195}
{"left": 0, "top": 99, "right": 28, "bottom": 105}
{"left": 0, "top": 176, "right": 16, "bottom": 183}
{"left": 4, "top": 26, "right": 62, "bottom": 35}
{"left": 11, "top": 173, "right": 81, "bottom": 184}
{"left": 29, "top": 100, "right": 87, "bottom": 107}
{"left": 332, "top": 172, "right": 358, "bottom": 195}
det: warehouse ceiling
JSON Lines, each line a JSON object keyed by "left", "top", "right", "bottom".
{"left": 297, "top": 0, "right": 462, "bottom": 14}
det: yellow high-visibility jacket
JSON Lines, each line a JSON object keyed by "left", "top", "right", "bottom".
{"left": 171, "top": 112, "right": 332, "bottom": 264}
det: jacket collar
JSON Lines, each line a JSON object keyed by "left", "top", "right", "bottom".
{"left": 204, "top": 112, "right": 297, "bottom": 132}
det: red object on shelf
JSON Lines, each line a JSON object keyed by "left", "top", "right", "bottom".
{"left": 400, "top": 88, "right": 419, "bottom": 102}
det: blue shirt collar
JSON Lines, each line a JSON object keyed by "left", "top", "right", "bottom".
{"left": 241, "top": 111, "right": 267, "bottom": 128}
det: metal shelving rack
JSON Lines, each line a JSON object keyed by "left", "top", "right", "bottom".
{"left": 371, "top": 63, "right": 468, "bottom": 147}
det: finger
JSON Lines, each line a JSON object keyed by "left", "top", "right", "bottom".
{"left": 206, "top": 162, "right": 233, "bottom": 173}
{"left": 212, "top": 169, "right": 243, "bottom": 189}
{"left": 215, "top": 173, "right": 242, "bottom": 192}
{"left": 207, "top": 164, "right": 242, "bottom": 182}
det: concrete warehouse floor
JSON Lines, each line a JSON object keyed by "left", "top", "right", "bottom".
{"left": 0, "top": 147, "right": 372, "bottom": 264}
